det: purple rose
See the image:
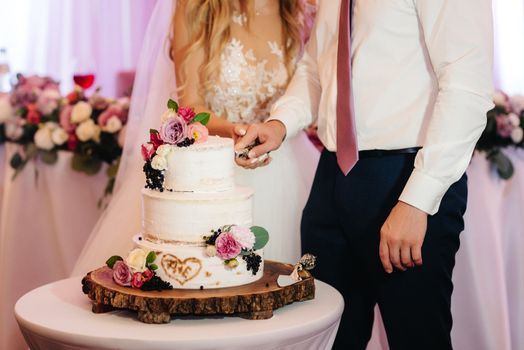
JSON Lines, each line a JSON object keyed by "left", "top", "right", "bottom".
{"left": 113, "top": 261, "right": 133, "bottom": 287}
{"left": 215, "top": 232, "right": 242, "bottom": 260}
{"left": 178, "top": 106, "right": 196, "bottom": 122}
{"left": 159, "top": 115, "right": 187, "bottom": 144}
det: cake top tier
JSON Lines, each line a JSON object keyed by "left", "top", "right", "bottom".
{"left": 141, "top": 100, "right": 235, "bottom": 193}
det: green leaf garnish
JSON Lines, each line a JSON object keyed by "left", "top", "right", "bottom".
{"left": 167, "top": 99, "right": 179, "bottom": 112}
{"left": 191, "top": 112, "right": 210, "bottom": 126}
{"left": 149, "top": 263, "right": 158, "bottom": 271}
{"left": 251, "top": 226, "right": 269, "bottom": 250}
{"left": 146, "top": 251, "right": 157, "bottom": 264}
{"left": 106, "top": 255, "right": 123, "bottom": 268}
{"left": 149, "top": 128, "right": 159, "bottom": 134}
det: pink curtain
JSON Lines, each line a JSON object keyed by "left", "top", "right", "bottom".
{"left": 1, "top": 0, "right": 157, "bottom": 96}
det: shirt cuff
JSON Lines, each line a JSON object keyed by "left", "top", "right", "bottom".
{"left": 267, "top": 107, "right": 302, "bottom": 140}
{"left": 399, "top": 169, "right": 449, "bottom": 215}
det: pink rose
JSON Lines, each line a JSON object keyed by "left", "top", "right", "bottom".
{"left": 187, "top": 122, "right": 209, "bottom": 144}
{"left": 26, "top": 104, "right": 41, "bottom": 125}
{"left": 67, "top": 134, "right": 78, "bottom": 151}
{"left": 98, "top": 105, "right": 123, "bottom": 127}
{"left": 215, "top": 232, "right": 242, "bottom": 260}
{"left": 496, "top": 115, "right": 513, "bottom": 138}
{"left": 131, "top": 272, "right": 145, "bottom": 288}
{"left": 178, "top": 106, "right": 196, "bottom": 122}
{"left": 60, "top": 105, "right": 75, "bottom": 133}
{"left": 113, "top": 261, "right": 133, "bottom": 287}
{"left": 230, "top": 225, "right": 255, "bottom": 250}
{"left": 159, "top": 115, "right": 187, "bottom": 145}
{"left": 141, "top": 143, "right": 155, "bottom": 161}
{"left": 36, "top": 89, "right": 61, "bottom": 115}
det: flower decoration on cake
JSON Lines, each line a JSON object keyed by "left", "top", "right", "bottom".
{"left": 142, "top": 99, "right": 210, "bottom": 191}
{"left": 106, "top": 248, "right": 173, "bottom": 291}
{"left": 204, "top": 225, "right": 269, "bottom": 275}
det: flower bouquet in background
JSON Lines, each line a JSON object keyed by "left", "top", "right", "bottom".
{"left": 0, "top": 74, "right": 130, "bottom": 204}
{"left": 476, "top": 91, "right": 524, "bottom": 179}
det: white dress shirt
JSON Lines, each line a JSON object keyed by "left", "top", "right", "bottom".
{"left": 269, "top": 0, "right": 494, "bottom": 215}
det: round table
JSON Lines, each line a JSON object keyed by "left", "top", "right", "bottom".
{"left": 15, "top": 276, "right": 344, "bottom": 350}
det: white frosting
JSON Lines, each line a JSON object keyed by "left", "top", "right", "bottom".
{"left": 164, "top": 136, "right": 234, "bottom": 192}
{"left": 142, "top": 187, "right": 253, "bottom": 243}
{"left": 134, "top": 235, "right": 263, "bottom": 289}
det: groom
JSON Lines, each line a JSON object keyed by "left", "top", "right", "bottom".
{"left": 236, "top": 0, "right": 493, "bottom": 349}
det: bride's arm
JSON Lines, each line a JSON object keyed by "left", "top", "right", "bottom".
{"left": 172, "top": 1, "right": 245, "bottom": 140}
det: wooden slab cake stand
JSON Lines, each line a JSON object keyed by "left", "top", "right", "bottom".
{"left": 82, "top": 260, "right": 315, "bottom": 323}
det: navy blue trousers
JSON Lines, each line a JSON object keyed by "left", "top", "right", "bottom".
{"left": 301, "top": 150, "right": 467, "bottom": 350}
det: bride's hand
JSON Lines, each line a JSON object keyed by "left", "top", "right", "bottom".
{"left": 231, "top": 123, "right": 249, "bottom": 143}
{"left": 234, "top": 121, "right": 286, "bottom": 169}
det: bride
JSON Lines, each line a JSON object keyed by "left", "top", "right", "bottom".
{"left": 72, "top": 0, "right": 319, "bottom": 275}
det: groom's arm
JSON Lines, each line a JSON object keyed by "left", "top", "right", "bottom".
{"left": 235, "top": 3, "right": 324, "bottom": 159}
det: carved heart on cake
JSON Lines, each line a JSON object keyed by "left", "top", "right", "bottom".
{"left": 161, "top": 254, "right": 202, "bottom": 285}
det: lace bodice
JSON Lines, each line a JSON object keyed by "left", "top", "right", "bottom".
{"left": 205, "top": 35, "right": 289, "bottom": 124}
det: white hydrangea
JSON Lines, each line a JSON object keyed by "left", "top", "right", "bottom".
{"left": 511, "top": 127, "right": 524, "bottom": 144}
{"left": 160, "top": 110, "right": 177, "bottom": 123}
{"left": 493, "top": 91, "right": 507, "bottom": 107}
{"left": 155, "top": 144, "right": 172, "bottom": 157}
{"left": 508, "top": 113, "right": 521, "bottom": 127}
{"left": 151, "top": 154, "right": 168, "bottom": 171}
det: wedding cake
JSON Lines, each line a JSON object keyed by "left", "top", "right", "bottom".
{"left": 105, "top": 100, "right": 268, "bottom": 291}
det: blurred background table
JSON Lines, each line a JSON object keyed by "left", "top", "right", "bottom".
{"left": 15, "top": 277, "right": 343, "bottom": 350}
{"left": 0, "top": 143, "right": 107, "bottom": 350}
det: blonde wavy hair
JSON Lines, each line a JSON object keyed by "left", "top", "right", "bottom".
{"left": 171, "top": 0, "right": 314, "bottom": 95}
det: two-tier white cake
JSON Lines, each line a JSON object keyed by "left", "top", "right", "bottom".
{"left": 135, "top": 136, "right": 264, "bottom": 289}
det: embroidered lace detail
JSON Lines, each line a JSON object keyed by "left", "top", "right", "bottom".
{"left": 205, "top": 38, "right": 289, "bottom": 123}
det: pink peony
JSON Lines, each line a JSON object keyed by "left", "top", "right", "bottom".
{"left": 215, "top": 232, "right": 242, "bottom": 260}
{"left": 131, "top": 272, "right": 145, "bottom": 288}
{"left": 187, "top": 122, "right": 209, "bottom": 144}
{"left": 113, "top": 261, "right": 133, "bottom": 287}
{"left": 98, "top": 105, "right": 123, "bottom": 127}
{"left": 230, "top": 225, "right": 255, "bottom": 250}
{"left": 141, "top": 143, "right": 155, "bottom": 161}
{"left": 159, "top": 115, "right": 187, "bottom": 145}
{"left": 178, "top": 106, "right": 196, "bottom": 122}
{"left": 59, "top": 105, "right": 75, "bottom": 133}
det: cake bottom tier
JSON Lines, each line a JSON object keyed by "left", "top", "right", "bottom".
{"left": 133, "top": 235, "right": 264, "bottom": 289}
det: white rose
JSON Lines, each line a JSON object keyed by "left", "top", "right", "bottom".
{"left": 34, "top": 127, "right": 54, "bottom": 150}
{"left": 160, "top": 110, "right": 177, "bottom": 123}
{"left": 5, "top": 120, "right": 23, "bottom": 140}
{"left": 37, "top": 89, "right": 61, "bottom": 115}
{"left": 510, "top": 95, "right": 524, "bottom": 114}
{"left": 155, "top": 144, "right": 172, "bottom": 157}
{"left": 71, "top": 101, "right": 92, "bottom": 123}
{"left": 51, "top": 127, "right": 69, "bottom": 145}
{"left": 45, "top": 121, "right": 59, "bottom": 130}
{"left": 0, "top": 97, "right": 13, "bottom": 123}
{"left": 511, "top": 127, "right": 524, "bottom": 144}
{"left": 75, "top": 119, "right": 99, "bottom": 142}
{"left": 125, "top": 248, "right": 148, "bottom": 272}
{"left": 508, "top": 113, "right": 521, "bottom": 127}
{"left": 102, "top": 116, "right": 122, "bottom": 133}
{"left": 151, "top": 154, "right": 168, "bottom": 171}
{"left": 493, "top": 91, "right": 507, "bottom": 107}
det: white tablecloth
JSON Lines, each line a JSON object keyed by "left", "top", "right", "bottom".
{"left": 0, "top": 143, "right": 107, "bottom": 350}
{"left": 15, "top": 277, "right": 343, "bottom": 350}
{"left": 368, "top": 148, "right": 524, "bottom": 350}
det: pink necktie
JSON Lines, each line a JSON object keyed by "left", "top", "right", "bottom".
{"left": 336, "top": 0, "right": 359, "bottom": 176}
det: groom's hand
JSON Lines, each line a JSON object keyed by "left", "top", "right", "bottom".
{"left": 235, "top": 120, "right": 287, "bottom": 169}
{"left": 379, "top": 201, "right": 427, "bottom": 273}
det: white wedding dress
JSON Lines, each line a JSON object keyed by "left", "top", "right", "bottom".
{"left": 72, "top": 0, "right": 319, "bottom": 276}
